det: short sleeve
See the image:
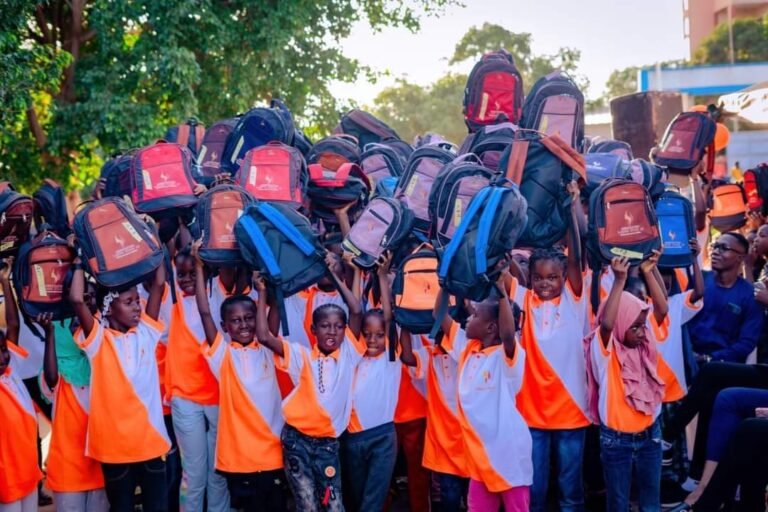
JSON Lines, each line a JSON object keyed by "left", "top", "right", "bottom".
{"left": 677, "top": 291, "right": 703, "bottom": 325}
{"left": 341, "top": 328, "right": 366, "bottom": 362}
{"left": 590, "top": 331, "right": 612, "bottom": 380}
{"left": 500, "top": 341, "right": 525, "bottom": 391}
{"left": 157, "top": 284, "right": 173, "bottom": 345}
{"left": 137, "top": 314, "right": 164, "bottom": 350}
{"left": 441, "top": 321, "right": 470, "bottom": 362}
{"left": 78, "top": 321, "right": 105, "bottom": 358}
{"left": 274, "top": 339, "right": 305, "bottom": 384}
{"left": 202, "top": 333, "right": 227, "bottom": 380}
{"left": 409, "top": 347, "right": 429, "bottom": 381}
{"left": 507, "top": 277, "right": 527, "bottom": 308}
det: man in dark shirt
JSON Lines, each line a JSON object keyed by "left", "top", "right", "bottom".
{"left": 688, "top": 232, "right": 764, "bottom": 362}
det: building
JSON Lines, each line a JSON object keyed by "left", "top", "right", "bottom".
{"left": 683, "top": 0, "right": 768, "bottom": 58}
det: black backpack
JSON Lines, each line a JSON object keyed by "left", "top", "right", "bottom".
{"left": 33, "top": 179, "right": 71, "bottom": 238}
{"left": 463, "top": 50, "right": 524, "bottom": 132}
{"left": 360, "top": 142, "right": 406, "bottom": 186}
{"left": 306, "top": 135, "right": 361, "bottom": 172}
{"left": 521, "top": 71, "right": 585, "bottom": 151}
{"left": 428, "top": 154, "right": 498, "bottom": 248}
{"left": 100, "top": 152, "right": 135, "bottom": 200}
{"left": 342, "top": 197, "right": 414, "bottom": 269}
{"left": 458, "top": 122, "right": 517, "bottom": 171}
{"left": 334, "top": 109, "right": 401, "bottom": 150}
{"left": 235, "top": 202, "right": 328, "bottom": 334}
{"left": 220, "top": 99, "right": 297, "bottom": 174}
{"left": 0, "top": 182, "right": 34, "bottom": 258}
{"left": 197, "top": 117, "right": 239, "bottom": 184}
{"left": 307, "top": 163, "right": 372, "bottom": 225}
{"left": 164, "top": 117, "right": 206, "bottom": 157}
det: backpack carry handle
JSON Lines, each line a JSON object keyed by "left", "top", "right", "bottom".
{"left": 333, "top": 133, "right": 360, "bottom": 146}
{"left": 453, "top": 153, "right": 484, "bottom": 165}
{"left": 270, "top": 98, "right": 289, "bottom": 111}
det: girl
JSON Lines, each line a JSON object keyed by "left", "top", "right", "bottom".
{"left": 0, "top": 258, "right": 43, "bottom": 512}
{"left": 42, "top": 278, "right": 109, "bottom": 512}
{"left": 255, "top": 253, "right": 363, "bottom": 512}
{"left": 341, "top": 252, "right": 400, "bottom": 511}
{"left": 167, "top": 247, "right": 229, "bottom": 512}
{"left": 192, "top": 242, "right": 285, "bottom": 512}
{"left": 70, "top": 257, "right": 171, "bottom": 512}
{"left": 590, "top": 257, "right": 666, "bottom": 512}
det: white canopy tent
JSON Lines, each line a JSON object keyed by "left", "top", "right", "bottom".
{"left": 719, "top": 82, "right": 768, "bottom": 124}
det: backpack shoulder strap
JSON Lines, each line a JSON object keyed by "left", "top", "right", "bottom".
{"left": 475, "top": 188, "right": 504, "bottom": 275}
{"left": 257, "top": 204, "right": 316, "bottom": 257}
{"left": 177, "top": 124, "right": 190, "bottom": 148}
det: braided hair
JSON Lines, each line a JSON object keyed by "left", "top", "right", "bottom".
{"left": 312, "top": 303, "right": 348, "bottom": 326}
{"left": 528, "top": 247, "right": 567, "bottom": 277}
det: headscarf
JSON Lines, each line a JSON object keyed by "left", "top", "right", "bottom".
{"left": 54, "top": 319, "right": 91, "bottom": 387}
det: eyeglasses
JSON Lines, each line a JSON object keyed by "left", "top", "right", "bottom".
{"left": 710, "top": 242, "right": 745, "bottom": 255}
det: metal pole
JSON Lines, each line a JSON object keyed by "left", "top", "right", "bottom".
{"left": 728, "top": 4, "right": 735, "bottom": 64}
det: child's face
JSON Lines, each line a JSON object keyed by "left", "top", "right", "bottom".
{"left": 222, "top": 301, "right": 257, "bottom": 345}
{"left": 465, "top": 303, "right": 496, "bottom": 341}
{"left": 530, "top": 259, "right": 565, "bottom": 300}
{"left": 753, "top": 226, "right": 768, "bottom": 256}
{"left": 0, "top": 338, "right": 9, "bottom": 375}
{"left": 623, "top": 310, "right": 648, "bottom": 349}
{"left": 362, "top": 315, "right": 386, "bottom": 357}
{"left": 312, "top": 311, "right": 346, "bottom": 355}
{"left": 108, "top": 287, "right": 142, "bottom": 331}
{"left": 175, "top": 256, "right": 196, "bottom": 296}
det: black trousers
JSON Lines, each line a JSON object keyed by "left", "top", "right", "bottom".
{"left": 662, "top": 362, "right": 768, "bottom": 479}
{"left": 102, "top": 457, "right": 168, "bottom": 512}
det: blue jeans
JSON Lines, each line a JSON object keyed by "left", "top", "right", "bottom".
{"left": 340, "top": 422, "right": 397, "bottom": 511}
{"left": 706, "top": 387, "right": 768, "bottom": 461}
{"left": 282, "top": 424, "right": 343, "bottom": 512}
{"left": 600, "top": 420, "right": 662, "bottom": 512}
{"left": 434, "top": 472, "right": 468, "bottom": 512}
{"left": 102, "top": 458, "right": 168, "bottom": 512}
{"left": 530, "top": 427, "right": 586, "bottom": 512}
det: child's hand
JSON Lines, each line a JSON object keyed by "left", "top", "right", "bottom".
{"left": 325, "top": 251, "right": 340, "bottom": 271}
{"left": 0, "top": 257, "right": 13, "bottom": 281}
{"left": 342, "top": 251, "right": 356, "bottom": 266}
{"left": 376, "top": 251, "right": 393, "bottom": 276}
{"left": 253, "top": 273, "right": 267, "bottom": 294}
{"left": 566, "top": 180, "right": 580, "bottom": 200}
{"left": 333, "top": 202, "right": 356, "bottom": 217}
{"left": 689, "top": 238, "right": 701, "bottom": 257}
{"left": 36, "top": 312, "right": 54, "bottom": 332}
{"left": 610, "top": 256, "right": 630, "bottom": 281}
{"left": 191, "top": 239, "right": 204, "bottom": 267}
{"left": 640, "top": 249, "right": 661, "bottom": 274}
{"left": 193, "top": 183, "right": 207, "bottom": 196}
{"left": 66, "top": 233, "right": 77, "bottom": 248}
{"left": 213, "top": 173, "right": 232, "bottom": 186}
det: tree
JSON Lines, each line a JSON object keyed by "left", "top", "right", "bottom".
{"left": 0, "top": 0, "right": 453, "bottom": 192}
{"left": 371, "top": 23, "right": 585, "bottom": 143}
{"left": 694, "top": 16, "right": 768, "bottom": 64}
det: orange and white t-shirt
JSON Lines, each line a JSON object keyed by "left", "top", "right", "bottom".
{"left": 348, "top": 352, "right": 402, "bottom": 433}
{"left": 279, "top": 286, "right": 349, "bottom": 348}
{"left": 0, "top": 343, "right": 43, "bottom": 503}
{"left": 167, "top": 295, "right": 219, "bottom": 405}
{"left": 138, "top": 284, "right": 172, "bottom": 414}
{"left": 276, "top": 329, "right": 365, "bottom": 438}
{"left": 79, "top": 315, "right": 171, "bottom": 463}
{"left": 509, "top": 279, "right": 590, "bottom": 429}
{"left": 14, "top": 320, "right": 45, "bottom": 380}
{"left": 44, "top": 376, "right": 104, "bottom": 492}
{"left": 456, "top": 339, "right": 532, "bottom": 491}
{"left": 589, "top": 332, "right": 661, "bottom": 433}
{"left": 204, "top": 334, "right": 284, "bottom": 473}
{"left": 649, "top": 291, "right": 702, "bottom": 402}
{"left": 395, "top": 334, "right": 427, "bottom": 424}
{"left": 411, "top": 325, "right": 467, "bottom": 477}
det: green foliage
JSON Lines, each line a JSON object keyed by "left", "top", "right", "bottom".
{"left": 694, "top": 16, "right": 768, "bottom": 64}
{"left": 0, "top": 0, "right": 453, "bottom": 192}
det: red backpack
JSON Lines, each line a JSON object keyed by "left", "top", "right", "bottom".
{"left": 743, "top": 163, "right": 768, "bottom": 215}
{"left": 235, "top": 142, "right": 308, "bottom": 210}
{"left": 0, "top": 182, "right": 34, "bottom": 257}
{"left": 463, "top": 50, "right": 524, "bottom": 132}
{"left": 654, "top": 112, "right": 716, "bottom": 177}
{"left": 131, "top": 142, "right": 199, "bottom": 218}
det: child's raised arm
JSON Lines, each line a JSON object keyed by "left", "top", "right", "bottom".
{"left": 495, "top": 276, "right": 517, "bottom": 360}
{"left": 377, "top": 252, "right": 394, "bottom": 325}
{"left": 254, "top": 278, "right": 284, "bottom": 357}
{"left": 69, "top": 259, "right": 95, "bottom": 339}
{"left": 690, "top": 238, "right": 705, "bottom": 303}
{"left": 399, "top": 326, "right": 417, "bottom": 367}
{"left": 600, "top": 257, "right": 630, "bottom": 347}
{"left": 640, "top": 249, "right": 668, "bottom": 324}
{"left": 192, "top": 241, "right": 218, "bottom": 345}
{"left": 566, "top": 181, "right": 584, "bottom": 296}
{"left": 145, "top": 262, "right": 166, "bottom": 321}
{"left": 326, "top": 252, "right": 362, "bottom": 337}
{"left": 39, "top": 313, "right": 58, "bottom": 390}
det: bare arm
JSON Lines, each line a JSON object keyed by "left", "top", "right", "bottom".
{"left": 690, "top": 175, "right": 707, "bottom": 232}
{"left": 40, "top": 313, "right": 58, "bottom": 390}
{"left": 145, "top": 263, "right": 166, "bottom": 321}
{"left": 69, "top": 262, "right": 95, "bottom": 339}
{"left": 495, "top": 280, "right": 517, "bottom": 360}
{"left": 690, "top": 239, "right": 705, "bottom": 303}
{"left": 399, "top": 326, "right": 417, "bottom": 367}
{"left": 327, "top": 253, "right": 362, "bottom": 337}
{"left": 192, "top": 241, "right": 218, "bottom": 345}
{"left": 254, "top": 279, "right": 284, "bottom": 357}
{"left": 0, "top": 260, "right": 19, "bottom": 344}
{"left": 377, "top": 252, "right": 394, "bottom": 325}
{"left": 333, "top": 203, "right": 354, "bottom": 237}
{"left": 600, "top": 257, "right": 629, "bottom": 346}
{"left": 640, "top": 250, "right": 668, "bottom": 324}
{"left": 566, "top": 181, "right": 584, "bottom": 296}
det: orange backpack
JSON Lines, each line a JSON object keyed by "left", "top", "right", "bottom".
{"left": 392, "top": 245, "right": 452, "bottom": 334}
{"left": 708, "top": 182, "right": 747, "bottom": 232}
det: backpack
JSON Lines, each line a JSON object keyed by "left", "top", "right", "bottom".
{"left": 626, "top": 159, "right": 667, "bottom": 201}
{"left": 306, "top": 135, "right": 361, "bottom": 172}
{"left": 33, "top": 179, "right": 71, "bottom": 238}
{"left": 655, "top": 189, "right": 696, "bottom": 268}
{"left": 458, "top": 122, "right": 517, "bottom": 171}
{"left": 587, "top": 138, "right": 633, "bottom": 160}
{"left": 360, "top": 143, "right": 406, "bottom": 186}
{"left": 497, "top": 131, "right": 586, "bottom": 248}
{"left": 392, "top": 244, "right": 444, "bottom": 334}
{"left": 520, "top": 70, "right": 585, "bottom": 151}
{"left": 100, "top": 152, "right": 135, "bottom": 200}
{"left": 374, "top": 176, "right": 399, "bottom": 198}
{"left": 708, "top": 183, "right": 747, "bottom": 232}
{"left": 744, "top": 163, "right": 768, "bottom": 215}
{"left": 191, "top": 184, "right": 256, "bottom": 267}
{"left": 235, "top": 141, "right": 308, "bottom": 209}
{"left": 73, "top": 198, "right": 164, "bottom": 288}
{"left": 307, "top": 163, "right": 371, "bottom": 225}
{"left": 431, "top": 183, "right": 528, "bottom": 336}
{"left": 334, "top": 109, "right": 401, "bottom": 149}
{"left": 0, "top": 182, "right": 34, "bottom": 257}
{"left": 654, "top": 112, "right": 716, "bottom": 175}
{"left": 463, "top": 50, "right": 524, "bottom": 132}
{"left": 235, "top": 202, "right": 327, "bottom": 334}
{"left": 395, "top": 143, "right": 457, "bottom": 233}
{"left": 221, "top": 99, "right": 296, "bottom": 173}
{"left": 381, "top": 138, "right": 414, "bottom": 162}
{"left": 197, "top": 118, "right": 239, "bottom": 183}
{"left": 341, "top": 197, "right": 414, "bottom": 269}
{"left": 130, "top": 142, "right": 199, "bottom": 218}
{"left": 428, "top": 154, "right": 498, "bottom": 248}
{"left": 13, "top": 231, "right": 75, "bottom": 320}
{"left": 164, "top": 118, "right": 206, "bottom": 156}
{"left": 584, "top": 153, "right": 627, "bottom": 199}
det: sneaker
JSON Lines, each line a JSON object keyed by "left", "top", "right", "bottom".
{"left": 681, "top": 477, "right": 700, "bottom": 493}
{"left": 661, "top": 439, "right": 674, "bottom": 466}
{"left": 666, "top": 504, "right": 692, "bottom": 512}
{"left": 661, "top": 481, "right": 690, "bottom": 507}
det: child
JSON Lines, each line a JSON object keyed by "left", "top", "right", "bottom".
{"left": 167, "top": 247, "right": 229, "bottom": 512}
{"left": 254, "top": 256, "right": 363, "bottom": 512}
{"left": 341, "top": 252, "right": 400, "bottom": 511}
{"left": 191, "top": 242, "right": 286, "bottom": 512}
{"left": 452, "top": 275, "right": 531, "bottom": 511}
{"left": 590, "top": 257, "right": 666, "bottom": 512}
{"left": 0, "top": 258, "right": 43, "bottom": 512}
{"left": 70, "top": 257, "right": 171, "bottom": 512}
{"left": 505, "top": 181, "right": 589, "bottom": 512}
{"left": 42, "top": 279, "right": 109, "bottom": 512}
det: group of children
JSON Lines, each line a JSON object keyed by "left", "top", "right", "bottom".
{"left": 0, "top": 178, "right": 716, "bottom": 512}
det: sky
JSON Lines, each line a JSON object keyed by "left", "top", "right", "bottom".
{"left": 332, "top": 0, "right": 689, "bottom": 107}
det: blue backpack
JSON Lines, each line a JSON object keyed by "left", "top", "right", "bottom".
{"left": 655, "top": 189, "right": 696, "bottom": 268}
